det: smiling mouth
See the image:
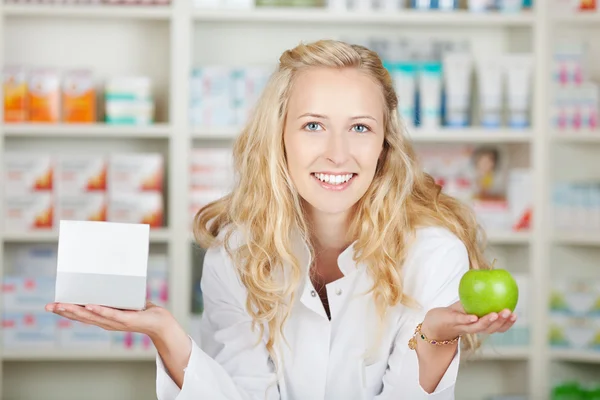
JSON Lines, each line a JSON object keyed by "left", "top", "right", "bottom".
{"left": 311, "top": 172, "right": 356, "bottom": 186}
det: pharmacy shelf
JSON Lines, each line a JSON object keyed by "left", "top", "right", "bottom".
{"left": 486, "top": 230, "right": 532, "bottom": 245}
{"left": 1, "top": 123, "right": 172, "bottom": 139}
{"left": 407, "top": 128, "right": 533, "bottom": 143}
{"left": 553, "top": 132, "right": 600, "bottom": 143}
{"left": 552, "top": 12, "right": 600, "bottom": 24}
{"left": 466, "top": 346, "right": 531, "bottom": 361}
{"left": 2, "top": 4, "right": 172, "bottom": 20}
{"left": 192, "top": 8, "right": 535, "bottom": 26}
{"left": 552, "top": 232, "right": 600, "bottom": 246}
{"left": 2, "top": 349, "right": 156, "bottom": 362}
{"left": 1, "top": 228, "right": 172, "bottom": 244}
{"left": 192, "top": 127, "right": 533, "bottom": 143}
{"left": 551, "top": 349, "right": 600, "bottom": 364}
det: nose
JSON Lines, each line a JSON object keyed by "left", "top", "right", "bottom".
{"left": 323, "top": 132, "right": 350, "bottom": 166}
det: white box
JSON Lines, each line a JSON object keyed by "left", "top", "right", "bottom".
{"left": 108, "top": 192, "right": 163, "bottom": 228}
{"left": 56, "top": 155, "right": 107, "bottom": 193}
{"left": 3, "top": 192, "right": 54, "bottom": 231}
{"left": 54, "top": 220, "right": 150, "bottom": 310}
{"left": 57, "top": 193, "right": 107, "bottom": 223}
{"left": 3, "top": 153, "right": 53, "bottom": 193}
{"left": 108, "top": 154, "right": 163, "bottom": 193}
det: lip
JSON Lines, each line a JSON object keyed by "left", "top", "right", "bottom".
{"left": 311, "top": 172, "right": 356, "bottom": 192}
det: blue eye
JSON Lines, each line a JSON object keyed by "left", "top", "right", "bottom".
{"left": 305, "top": 122, "right": 322, "bottom": 131}
{"left": 352, "top": 124, "right": 370, "bottom": 133}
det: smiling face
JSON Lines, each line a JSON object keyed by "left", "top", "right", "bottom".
{"left": 283, "top": 67, "right": 386, "bottom": 219}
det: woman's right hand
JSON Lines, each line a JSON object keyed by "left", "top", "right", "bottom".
{"left": 45, "top": 301, "right": 173, "bottom": 339}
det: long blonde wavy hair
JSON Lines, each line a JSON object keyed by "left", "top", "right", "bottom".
{"left": 194, "top": 39, "right": 489, "bottom": 358}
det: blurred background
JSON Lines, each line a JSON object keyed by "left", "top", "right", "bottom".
{"left": 0, "top": 0, "right": 599, "bottom": 399}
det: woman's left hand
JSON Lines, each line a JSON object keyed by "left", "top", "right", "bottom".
{"left": 421, "top": 301, "right": 517, "bottom": 342}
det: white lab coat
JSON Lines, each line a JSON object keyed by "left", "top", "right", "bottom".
{"left": 156, "top": 226, "right": 469, "bottom": 400}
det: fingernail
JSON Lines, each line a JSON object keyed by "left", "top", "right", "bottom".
{"left": 470, "top": 316, "right": 478, "bottom": 322}
{"left": 502, "top": 311, "right": 510, "bottom": 318}
{"left": 510, "top": 314, "right": 517, "bottom": 321}
{"left": 57, "top": 307, "right": 65, "bottom": 312}
{"left": 85, "top": 305, "right": 93, "bottom": 311}
{"left": 489, "top": 314, "right": 498, "bottom": 322}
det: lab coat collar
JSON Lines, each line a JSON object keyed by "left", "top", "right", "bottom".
{"left": 289, "top": 226, "right": 364, "bottom": 278}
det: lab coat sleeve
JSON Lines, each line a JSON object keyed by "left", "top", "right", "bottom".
{"left": 376, "top": 231, "right": 470, "bottom": 399}
{"left": 155, "top": 245, "right": 280, "bottom": 400}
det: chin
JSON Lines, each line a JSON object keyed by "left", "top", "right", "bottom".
{"left": 303, "top": 195, "right": 359, "bottom": 216}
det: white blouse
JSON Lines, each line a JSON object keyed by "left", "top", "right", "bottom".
{"left": 156, "top": 226, "right": 469, "bottom": 400}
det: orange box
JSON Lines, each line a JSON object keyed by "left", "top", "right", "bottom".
{"left": 62, "top": 70, "right": 96, "bottom": 123}
{"left": 28, "top": 69, "right": 60, "bottom": 123}
{"left": 3, "top": 66, "right": 28, "bottom": 123}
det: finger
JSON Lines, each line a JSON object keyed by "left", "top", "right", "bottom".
{"left": 449, "top": 301, "right": 466, "bottom": 313}
{"left": 454, "top": 311, "right": 478, "bottom": 325}
{"left": 484, "top": 309, "right": 513, "bottom": 333}
{"left": 496, "top": 313, "right": 517, "bottom": 333}
{"left": 85, "top": 304, "right": 134, "bottom": 326}
{"left": 56, "top": 304, "right": 122, "bottom": 330}
{"left": 458, "top": 312, "right": 499, "bottom": 334}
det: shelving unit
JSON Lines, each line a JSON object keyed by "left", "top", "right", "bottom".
{"left": 0, "top": 1, "right": 598, "bottom": 400}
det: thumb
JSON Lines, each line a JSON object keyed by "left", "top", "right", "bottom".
{"left": 449, "top": 300, "right": 465, "bottom": 313}
{"left": 449, "top": 301, "right": 478, "bottom": 325}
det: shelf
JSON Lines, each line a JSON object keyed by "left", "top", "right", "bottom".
{"left": 553, "top": 12, "right": 600, "bottom": 24}
{"left": 553, "top": 132, "right": 600, "bottom": 143}
{"left": 192, "top": 8, "right": 535, "bottom": 26}
{"left": 2, "top": 349, "right": 156, "bottom": 362}
{"left": 2, "top": 228, "right": 172, "bottom": 243}
{"left": 464, "top": 346, "right": 531, "bottom": 361}
{"left": 553, "top": 232, "right": 600, "bottom": 246}
{"left": 2, "top": 4, "right": 172, "bottom": 20}
{"left": 551, "top": 349, "right": 600, "bottom": 364}
{"left": 192, "top": 126, "right": 239, "bottom": 140}
{"left": 1, "top": 123, "right": 171, "bottom": 139}
{"left": 407, "top": 128, "right": 532, "bottom": 143}
{"left": 192, "top": 127, "right": 533, "bottom": 143}
{"left": 485, "top": 230, "right": 532, "bottom": 245}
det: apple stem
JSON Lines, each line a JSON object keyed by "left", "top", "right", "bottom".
{"left": 491, "top": 258, "right": 497, "bottom": 270}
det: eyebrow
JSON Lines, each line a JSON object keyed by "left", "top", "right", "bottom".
{"left": 298, "top": 113, "right": 378, "bottom": 122}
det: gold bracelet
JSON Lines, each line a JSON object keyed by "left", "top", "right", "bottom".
{"left": 408, "top": 323, "right": 460, "bottom": 350}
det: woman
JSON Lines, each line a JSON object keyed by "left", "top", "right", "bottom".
{"left": 46, "top": 40, "right": 517, "bottom": 399}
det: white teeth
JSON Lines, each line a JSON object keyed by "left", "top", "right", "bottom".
{"left": 313, "top": 173, "right": 354, "bottom": 185}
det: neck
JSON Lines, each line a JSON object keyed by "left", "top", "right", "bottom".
{"left": 307, "top": 208, "right": 352, "bottom": 254}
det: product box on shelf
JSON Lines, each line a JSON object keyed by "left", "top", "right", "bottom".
{"left": 105, "top": 76, "right": 154, "bottom": 126}
{"left": 62, "top": 69, "right": 97, "bottom": 124}
{"left": 108, "top": 191, "right": 163, "bottom": 227}
{"left": 56, "top": 193, "right": 108, "bottom": 223}
{"left": 190, "top": 66, "right": 272, "bottom": 128}
{"left": 4, "top": 153, "right": 54, "bottom": 193}
{"left": 56, "top": 154, "right": 107, "bottom": 193}
{"left": 108, "top": 153, "right": 164, "bottom": 193}
{"left": 57, "top": 319, "right": 112, "bottom": 350}
{"left": 549, "top": 278, "right": 600, "bottom": 351}
{"left": 2, "top": 276, "right": 56, "bottom": 312}
{"left": 552, "top": 182, "right": 600, "bottom": 232}
{"left": 3, "top": 66, "right": 28, "bottom": 123}
{"left": 2, "top": 312, "right": 58, "bottom": 349}
{"left": 3, "top": 193, "right": 54, "bottom": 231}
{"left": 28, "top": 68, "right": 61, "bottom": 123}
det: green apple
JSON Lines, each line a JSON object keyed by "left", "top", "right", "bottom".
{"left": 458, "top": 268, "right": 519, "bottom": 317}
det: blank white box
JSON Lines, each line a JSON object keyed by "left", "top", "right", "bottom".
{"left": 54, "top": 220, "right": 150, "bottom": 310}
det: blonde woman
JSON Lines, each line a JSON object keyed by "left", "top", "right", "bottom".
{"left": 46, "top": 40, "right": 517, "bottom": 399}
